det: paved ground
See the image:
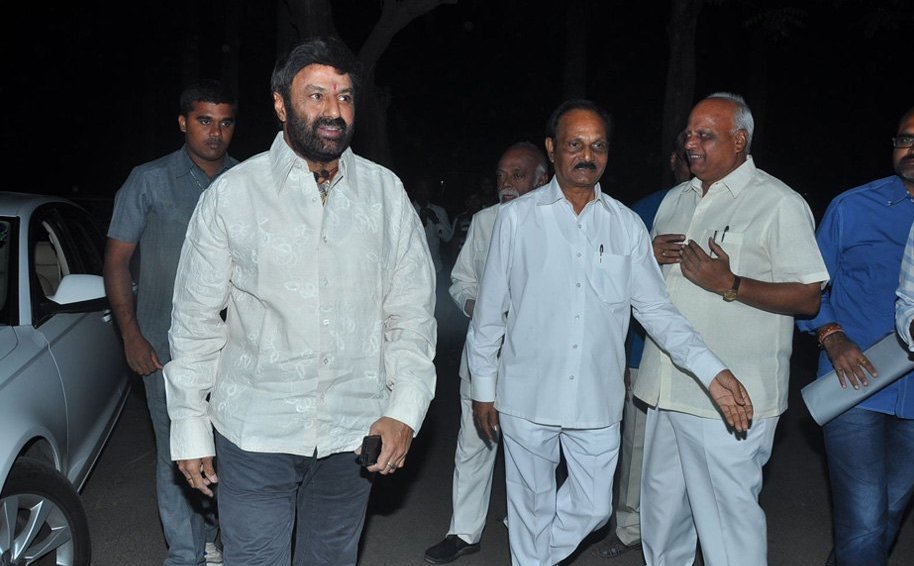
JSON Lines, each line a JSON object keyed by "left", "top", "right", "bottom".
{"left": 81, "top": 311, "right": 914, "bottom": 566}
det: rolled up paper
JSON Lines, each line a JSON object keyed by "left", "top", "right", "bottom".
{"left": 801, "top": 332, "right": 914, "bottom": 426}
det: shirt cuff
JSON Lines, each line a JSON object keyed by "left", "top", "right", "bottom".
{"left": 169, "top": 417, "right": 215, "bottom": 461}
{"left": 470, "top": 374, "right": 497, "bottom": 402}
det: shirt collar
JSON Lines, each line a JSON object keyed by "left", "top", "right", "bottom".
{"left": 173, "top": 144, "right": 237, "bottom": 187}
{"left": 534, "top": 178, "right": 611, "bottom": 210}
{"left": 683, "top": 155, "right": 757, "bottom": 199}
{"left": 269, "top": 131, "right": 352, "bottom": 195}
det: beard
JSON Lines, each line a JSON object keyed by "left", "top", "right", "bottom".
{"left": 286, "top": 103, "right": 353, "bottom": 163}
{"left": 498, "top": 188, "right": 520, "bottom": 202}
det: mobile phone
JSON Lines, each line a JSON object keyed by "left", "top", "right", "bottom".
{"left": 359, "top": 434, "right": 382, "bottom": 467}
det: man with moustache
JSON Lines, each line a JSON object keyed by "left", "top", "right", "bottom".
{"left": 105, "top": 78, "right": 237, "bottom": 566}
{"left": 163, "top": 37, "right": 437, "bottom": 565}
{"left": 636, "top": 92, "right": 828, "bottom": 566}
{"left": 424, "top": 141, "right": 549, "bottom": 564}
{"left": 798, "top": 107, "right": 914, "bottom": 566}
{"left": 466, "top": 99, "right": 753, "bottom": 566}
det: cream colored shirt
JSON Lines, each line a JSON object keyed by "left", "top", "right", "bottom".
{"left": 165, "top": 132, "right": 438, "bottom": 460}
{"left": 449, "top": 203, "right": 498, "bottom": 380}
{"left": 635, "top": 157, "right": 829, "bottom": 418}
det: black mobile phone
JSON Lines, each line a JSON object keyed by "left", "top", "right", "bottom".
{"left": 359, "top": 434, "right": 382, "bottom": 467}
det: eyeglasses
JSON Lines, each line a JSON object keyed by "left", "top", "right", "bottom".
{"left": 893, "top": 135, "right": 914, "bottom": 149}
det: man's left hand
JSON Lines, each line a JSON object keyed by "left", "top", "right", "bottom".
{"left": 362, "top": 416, "right": 414, "bottom": 476}
{"left": 708, "top": 369, "right": 754, "bottom": 433}
{"left": 680, "top": 238, "right": 734, "bottom": 295}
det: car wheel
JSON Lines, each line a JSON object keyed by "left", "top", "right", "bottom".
{"left": 0, "top": 457, "right": 91, "bottom": 566}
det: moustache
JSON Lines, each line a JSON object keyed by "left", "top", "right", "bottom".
{"left": 312, "top": 117, "right": 348, "bottom": 131}
{"left": 498, "top": 188, "right": 520, "bottom": 202}
{"left": 574, "top": 162, "right": 597, "bottom": 171}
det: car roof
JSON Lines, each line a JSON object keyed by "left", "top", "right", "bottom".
{"left": 0, "top": 192, "right": 74, "bottom": 217}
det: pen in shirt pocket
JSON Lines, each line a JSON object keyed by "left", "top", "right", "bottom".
{"left": 599, "top": 244, "right": 604, "bottom": 263}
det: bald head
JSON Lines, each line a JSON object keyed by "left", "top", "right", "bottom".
{"left": 496, "top": 142, "right": 549, "bottom": 202}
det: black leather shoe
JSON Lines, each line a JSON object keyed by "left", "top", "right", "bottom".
{"left": 424, "top": 535, "right": 481, "bottom": 564}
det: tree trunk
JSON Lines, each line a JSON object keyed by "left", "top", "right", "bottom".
{"left": 562, "top": 2, "right": 588, "bottom": 100}
{"left": 276, "top": 0, "right": 337, "bottom": 54}
{"left": 661, "top": 0, "right": 702, "bottom": 187}
{"left": 275, "top": 0, "right": 456, "bottom": 169}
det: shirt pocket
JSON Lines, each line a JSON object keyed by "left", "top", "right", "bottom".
{"left": 589, "top": 252, "right": 630, "bottom": 304}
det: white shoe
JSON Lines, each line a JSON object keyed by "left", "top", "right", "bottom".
{"left": 205, "top": 542, "right": 223, "bottom": 565}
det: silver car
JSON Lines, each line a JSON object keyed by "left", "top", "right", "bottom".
{"left": 0, "top": 192, "right": 130, "bottom": 565}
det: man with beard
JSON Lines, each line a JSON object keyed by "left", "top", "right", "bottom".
{"left": 163, "top": 37, "right": 437, "bottom": 566}
{"left": 105, "top": 78, "right": 237, "bottom": 566}
{"left": 466, "top": 99, "right": 753, "bottom": 566}
{"left": 424, "top": 141, "right": 549, "bottom": 564}
{"left": 637, "top": 92, "right": 828, "bottom": 566}
{"left": 797, "top": 107, "right": 914, "bottom": 566}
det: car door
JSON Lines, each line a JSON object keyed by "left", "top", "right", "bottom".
{"left": 28, "top": 203, "right": 130, "bottom": 487}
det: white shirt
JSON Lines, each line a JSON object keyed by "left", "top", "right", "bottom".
{"left": 466, "top": 179, "right": 726, "bottom": 429}
{"left": 635, "top": 157, "right": 829, "bottom": 418}
{"left": 413, "top": 201, "right": 453, "bottom": 273}
{"left": 449, "top": 203, "right": 499, "bottom": 379}
{"left": 164, "top": 132, "right": 438, "bottom": 460}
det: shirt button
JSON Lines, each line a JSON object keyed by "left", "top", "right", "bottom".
{"left": 575, "top": 314, "right": 580, "bottom": 320}
{"left": 322, "top": 357, "right": 330, "bottom": 365}
{"left": 576, "top": 252, "right": 582, "bottom": 258}
{"left": 569, "top": 375, "right": 575, "bottom": 380}
{"left": 322, "top": 319, "right": 329, "bottom": 326}
{"left": 322, "top": 235, "right": 328, "bottom": 243}
{"left": 572, "top": 344, "right": 578, "bottom": 349}
{"left": 576, "top": 282, "right": 582, "bottom": 288}
{"left": 321, "top": 278, "right": 329, "bottom": 287}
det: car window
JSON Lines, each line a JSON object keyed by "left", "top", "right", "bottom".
{"left": 0, "top": 220, "right": 11, "bottom": 324}
{"left": 30, "top": 203, "right": 106, "bottom": 323}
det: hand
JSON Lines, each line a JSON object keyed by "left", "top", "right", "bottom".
{"left": 653, "top": 233, "right": 686, "bottom": 264}
{"left": 821, "top": 332, "right": 877, "bottom": 390}
{"left": 178, "top": 457, "right": 217, "bottom": 497}
{"left": 419, "top": 207, "right": 440, "bottom": 226}
{"left": 679, "top": 238, "right": 735, "bottom": 294}
{"left": 361, "top": 416, "right": 414, "bottom": 476}
{"left": 123, "top": 333, "right": 163, "bottom": 376}
{"left": 464, "top": 298, "right": 476, "bottom": 317}
{"left": 472, "top": 400, "right": 500, "bottom": 448}
{"left": 708, "top": 370, "right": 753, "bottom": 433}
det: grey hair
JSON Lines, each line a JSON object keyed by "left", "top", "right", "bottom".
{"left": 505, "top": 140, "right": 549, "bottom": 180}
{"left": 706, "top": 91, "right": 754, "bottom": 153}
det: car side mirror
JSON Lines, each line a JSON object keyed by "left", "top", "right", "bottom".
{"left": 38, "top": 274, "right": 110, "bottom": 317}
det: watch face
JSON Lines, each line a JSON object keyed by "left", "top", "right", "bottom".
{"left": 723, "top": 290, "right": 737, "bottom": 301}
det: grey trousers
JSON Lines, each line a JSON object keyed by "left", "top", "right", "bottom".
{"left": 214, "top": 432, "right": 373, "bottom": 566}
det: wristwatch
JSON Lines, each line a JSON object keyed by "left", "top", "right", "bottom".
{"left": 723, "top": 275, "right": 741, "bottom": 302}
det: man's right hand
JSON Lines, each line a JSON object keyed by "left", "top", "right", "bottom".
{"left": 464, "top": 298, "right": 476, "bottom": 317}
{"left": 709, "top": 369, "right": 753, "bottom": 432}
{"left": 821, "top": 332, "right": 877, "bottom": 390}
{"left": 653, "top": 233, "right": 686, "bottom": 264}
{"left": 124, "top": 333, "right": 163, "bottom": 376}
{"left": 472, "top": 400, "right": 500, "bottom": 448}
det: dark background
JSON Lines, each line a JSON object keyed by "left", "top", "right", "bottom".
{"left": 4, "top": 0, "right": 911, "bottom": 220}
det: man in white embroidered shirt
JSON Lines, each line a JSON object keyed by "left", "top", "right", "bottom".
{"left": 163, "top": 37, "right": 437, "bottom": 566}
{"left": 465, "top": 99, "right": 754, "bottom": 566}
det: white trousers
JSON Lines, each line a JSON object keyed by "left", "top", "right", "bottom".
{"left": 641, "top": 407, "right": 778, "bottom": 566}
{"left": 500, "top": 413, "right": 619, "bottom": 566}
{"left": 615, "top": 368, "right": 647, "bottom": 545}
{"left": 447, "top": 378, "right": 500, "bottom": 543}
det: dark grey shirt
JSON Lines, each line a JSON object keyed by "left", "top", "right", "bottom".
{"left": 107, "top": 146, "right": 237, "bottom": 360}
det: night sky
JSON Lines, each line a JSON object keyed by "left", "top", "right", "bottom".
{"left": 5, "top": 0, "right": 911, "bottom": 220}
